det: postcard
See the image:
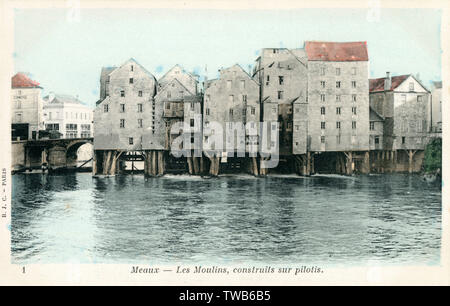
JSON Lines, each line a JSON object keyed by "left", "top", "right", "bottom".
{"left": 0, "top": 0, "right": 448, "bottom": 287}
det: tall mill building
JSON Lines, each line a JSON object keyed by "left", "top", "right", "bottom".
{"left": 93, "top": 58, "right": 159, "bottom": 175}
{"left": 369, "top": 73, "right": 431, "bottom": 172}
{"left": 254, "top": 41, "right": 370, "bottom": 175}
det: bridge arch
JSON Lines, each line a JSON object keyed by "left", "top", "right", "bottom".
{"left": 65, "top": 139, "right": 94, "bottom": 168}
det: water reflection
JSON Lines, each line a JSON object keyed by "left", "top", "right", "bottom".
{"left": 11, "top": 173, "right": 441, "bottom": 266}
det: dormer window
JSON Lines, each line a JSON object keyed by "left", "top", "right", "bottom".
{"left": 409, "top": 82, "right": 414, "bottom": 91}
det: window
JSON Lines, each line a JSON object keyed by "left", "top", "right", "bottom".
{"left": 295, "top": 125, "right": 299, "bottom": 131}
{"left": 138, "top": 104, "right": 143, "bottom": 112}
{"left": 138, "top": 119, "right": 143, "bottom": 128}
{"left": 409, "top": 82, "right": 414, "bottom": 91}
{"left": 167, "top": 91, "right": 171, "bottom": 99}
{"left": 16, "top": 113, "right": 22, "bottom": 122}
{"left": 321, "top": 136, "right": 325, "bottom": 143}
{"left": 206, "top": 108, "right": 210, "bottom": 115}
{"left": 240, "top": 80, "right": 245, "bottom": 89}
{"left": 242, "top": 95, "right": 247, "bottom": 102}
{"left": 266, "top": 75, "right": 270, "bottom": 85}
{"left": 321, "top": 122, "right": 325, "bottom": 129}
{"left": 336, "top": 135, "right": 341, "bottom": 144}
{"left": 375, "top": 136, "right": 379, "bottom": 144}
{"left": 121, "top": 91, "right": 125, "bottom": 97}
{"left": 191, "top": 101, "right": 195, "bottom": 109}
{"left": 320, "top": 94, "right": 325, "bottom": 102}
{"left": 336, "top": 121, "right": 341, "bottom": 129}
{"left": 336, "top": 81, "right": 341, "bottom": 88}
{"left": 165, "top": 102, "right": 170, "bottom": 110}
{"left": 352, "top": 121, "right": 356, "bottom": 129}
{"left": 351, "top": 81, "right": 356, "bottom": 88}
{"left": 320, "top": 107, "right": 326, "bottom": 115}
{"left": 417, "top": 96, "right": 423, "bottom": 102}
{"left": 352, "top": 95, "right": 357, "bottom": 102}
{"left": 104, "top": 104, "right": 109, "bottom": 112}
{"left": 401, "top": 94, "right": 406, "bottom": 102}
{"left": 229, "top": 109, "right": 234, "bottom": 115}
{"left": 370, "top": 122, "right": 375, "bottom": 130}
{"left": 227, "top": 80, "right": 232, "bottom": 89}
{"left": 402, "top": 136, "right": 406, "bottom": 144}
{"left": 336, "top": 95, "right": 341, "bottom": 102}
{"left": 190, "top": 119, "right": 195, "bottom": 127}
{"left": 352, "top": 107, "right": 357, "bottom": 115}
{"left": 272, "top": 107, "right": 277, "bottom": 114}
{"left": 351, "top": 67, "right": 356, "bottom": 75}
{"left": 242, "top": 108, "right": 247, "bottom": 115}
{"left": 278, "top": 91, "right": 283, "bottom": 99}
{"left": 129, "top": 137, "right": 134, "bottom": 145}
{"left": 120, "top": 119, "right": 125, "bottom": 128}
{"left": 120, "top": 104, "right": 125, "bottom": 112}
{"left": 320, "top": 67, "right": 325, "bottom": 76}
{"left": 320, "top": 81, "right": 326, "bottom": 88}
{"left": 129, "top": 78, "right": 133, "bottom": 84}
{"left": 15, "top": 100, "right": 21, "bottom": 109}
{"left": 336, "top": 107, "right": 341, "bottom": 115}
{"left": 251, "top": 107, "right": 255, "bottom": 115}
{"left": 138, "top": 91, "right": 142, "bottom": 97}
{"left": 336, "top": 68, "right": 341, "bottom": 76}
{"left": 279, "top": 76, "right": 284, "bottom": 85}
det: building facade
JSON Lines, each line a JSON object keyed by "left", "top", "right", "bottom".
{"left": 431, "top": 81, "right": 442, "bottom": 133}
{"left": 369, "top": 73, "right": 431, "bottom": 172}
{"left": 43, "top": 93, "right": 94, "bottom": 138}
{"left": 11, "top": 73, "right": 45, "bottom": 140}
{"left": 305, "top": 41, "right": 370, "bottom": 153}
{"left": 157, "top": 66, "right": 202, "bottom": 174}
{"left": 203, "top": 64, "right": 260, "bottom": 175}
{"left": 93, "top": 58, "right": 159, "bottom": 175}
{"left": 253, "top": 48, "right": 308, "bottom": 157}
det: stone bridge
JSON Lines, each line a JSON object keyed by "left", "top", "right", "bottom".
{"left": 13, "top": 138, "right": 93, "bottom": 172}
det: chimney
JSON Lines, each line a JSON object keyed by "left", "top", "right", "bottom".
{"left": 384, "top": 72, "right": 391, "bottom": 91}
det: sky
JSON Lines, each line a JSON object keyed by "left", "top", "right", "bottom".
{"left": 13, "top": 8, "right": 442, "bottom": 108}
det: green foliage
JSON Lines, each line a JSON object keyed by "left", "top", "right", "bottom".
{"left": 423, "top": 138, "right": 442, "bottom": 173}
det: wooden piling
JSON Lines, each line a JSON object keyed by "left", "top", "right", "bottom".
{"left": 252, "top": 157, "right": 259, "bottom": 176}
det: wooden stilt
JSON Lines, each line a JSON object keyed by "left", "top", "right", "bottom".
{"left": 193, "top": 156, "right": 199, "bottom": 175}
{"left": 408, "top": 150, "right": 417, "bottom": 173}
{"left": 187, "top": 156, "right": 193, "bottom": 175}
{"left": 306, "top": 152, "right": 311, "bottom": 176}
{"left": 158, "top": 151, "right": 164, "bottom": 176}
{"left": 200, "top": 156, "right": 204, "bottom": 174}
{"left": 363, "top": 151, "right": 370, "bottom": 174}
{"left": 103, "top": 151, "right": 111, "bottom": 175}
{"left": 92, "top": 151, "right": 97, "bottom": 175}
{"left": 252, "top": 156, "right": 259, "bottom": 176}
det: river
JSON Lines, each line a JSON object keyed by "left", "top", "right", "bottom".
{"left": 11, "top": 173, "right": 441, "bottom": 266}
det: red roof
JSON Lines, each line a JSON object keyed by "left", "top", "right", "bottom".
{"left": 305, "top": 41, "right": 368, "bottom": 61}
{"left": 11, "top": 73, "right": 40, "bottom": 88}
{"left": 369, "top": 75, "right": 410, "bottom": 92}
